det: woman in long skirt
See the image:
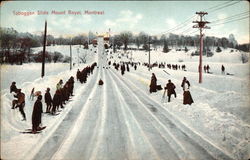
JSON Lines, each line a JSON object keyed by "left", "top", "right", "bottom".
{"left": 181, "top": 77, "right": 194, "bottom": 105}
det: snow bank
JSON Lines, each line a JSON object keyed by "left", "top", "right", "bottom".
{"left": 110, "top": 47, "right": 250, "bottom": 159}
{"left": 1, "top": 45, "right": 98, "bottom": 159}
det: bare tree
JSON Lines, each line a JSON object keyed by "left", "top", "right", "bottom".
{"left": 119, "top": 31, "right": 133, "bottom": 50}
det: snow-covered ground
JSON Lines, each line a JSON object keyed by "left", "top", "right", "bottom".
{"left": 1, "top": 44, "right": 249, "bottom": 160}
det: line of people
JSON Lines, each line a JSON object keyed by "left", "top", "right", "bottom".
{"left": 10, "top": 63, "right": 98, "bottom": 133}
{"left": 10, "top": 75, "right": 75, "bottom": 132}
{"left": 112, "top": 61, "right": 139, "bottom": 76}
{"left": 76, "top": 62, "right": 97, "bottom": 83}
{"left": 204, "top": 64, "right": 227, "bottom": 74}
{"left": 149, "top": 73, "right": 194, "bottom": 105}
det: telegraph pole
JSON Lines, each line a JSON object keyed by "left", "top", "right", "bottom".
{"left": 77, "top": 48, "right": 79, "bottom": 66}
{"left": 148, "top": 36, "right": 151, "bottom": 71}
{"left": 193, "top": 11, "right": 210, "bottom": 83}
{"left": 88, "top": 31, "right": 90, "bottom": 46}
{"left": 70, "top": 42, "right": 72, "bottom": 70}
{"left": 41, "top": 20, "right": 47, "bottom": 78}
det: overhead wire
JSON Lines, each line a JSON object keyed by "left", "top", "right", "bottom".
{"left": 203, "top": 0, "right": 234, "bottom": 11}
{"left": 210, "top": 11, "right": 249, "bottom": 23}
{"left": 152, "top": 0, "right": 245, "bottom": 37}
{"left": 210, "top": 15, "right": 249, "bottom": 26}
{"left": 208, "top": 0, "right": 241, "bottom": 14}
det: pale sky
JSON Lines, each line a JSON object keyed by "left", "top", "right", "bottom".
{"left": 1, "top": 1, "right": 249, "bottom": 43}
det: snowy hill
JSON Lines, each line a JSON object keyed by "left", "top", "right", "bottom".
{"left": 1, "top": 44, "right": 249, "bottom": 160}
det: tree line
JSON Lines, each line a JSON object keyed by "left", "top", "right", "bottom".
{"left": 1, "top": 27, "right": 248, "bottom": 64}
{"left": 112, "top": 31, "right": 242, "bottom": 51}
{"left": 0, "top": 28, "right": 94, "bottom": 64}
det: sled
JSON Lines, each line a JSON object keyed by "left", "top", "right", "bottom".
{"left": 20, "top": 131, "right": 41, "bottom": 134}
{"left": 161, "top": 89, "right": 167, "bottom": 103}
{"left": 21, "top": 126, "right": 46, "bottom": 134}
{"left": 162, "top": 89, "right": 167, "bottom": 98}
{"left": 163, "top": 70, "right": 171, "bottom": 75}
{"left": 156, "top": 85, "right": 162, "bottom": 90}
{"left": 226, "top": 73, "right": 234, "bottom": 76}
{"left": 51, "top": 113, "right": 60, "bottom": 116}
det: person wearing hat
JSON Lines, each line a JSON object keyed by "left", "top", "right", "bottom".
{"left": 45, "top": 88, "right": 53, "bottom": 113}
{"left": 11, "top": 82, "right": 18, "bottom": 109}
{"left": 10, "top": 82, "right": 17, "bottom": 93}
{"left": 149, "top": 73, "right": 157, "bottom": 93}
{"left": 16, "top": 89, "right": 26, "bottom": 120}
{"left": 181, "top": 77, "right": 194, "bottom": 105}
{"left": 56, "top": 79, "right": 63, "bottom": 90}
{"left": 164, "top": 79, "right": 177, "bottom": 102}
{"left": 32, "top": 95, "right": 43, "bottom": 133}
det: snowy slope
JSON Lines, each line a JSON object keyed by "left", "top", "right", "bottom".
{"left": 1, "top": 45, "right": 249, "bottom": 160}
{"left": 1, "top": 45, "right": 98, "bottom": 159}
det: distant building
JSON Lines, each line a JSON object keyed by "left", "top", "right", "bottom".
{"left": 96, "top": 32, "right": 110, "bottom": 49}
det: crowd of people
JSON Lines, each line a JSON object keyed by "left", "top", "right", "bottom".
{"left": 112, "top": 61, "right": 139, "bottom": 76}
{"left": 9, "top": 52, "right": 228, "bottom": 134}
{"left": 141, "top": 62, "right": 187, "bottom": 71}
{"left": 10, "top": 62, "right": 98, "bottom": 133}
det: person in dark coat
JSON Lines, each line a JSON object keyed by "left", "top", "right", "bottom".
{"left": 181, "top": 77, "right": 194, "bottom": 105}
{"left": 126, "top": 64, "right": 130, "bottom": 72}
{"left": 76, "top": 69, "right": 81, "bottom": 81}
{"left": 134, "top": 64, "right": 137, "bottom": 70}
{"left": 32, "top": 95, "right": 43, "bottom": 133}
{"left": 165, "top": 80, "right": 176, "bottom": 102}
{"left": 44, "top": 88, "right": 53, "bottom": 113}
{"left": 15, "top": 89, "right": 26, "bottom": 120}
{"left": 206, "top": 64, "right": 210, "bottom": 73}
{"left": 52, "top": 90, "right": 61, "bottom": 114}
{"left": 68, "top": 76, "right": 74, "bottom": 96}
{"left": 121, "top": 64, "right": 125, "bottom": 75}
{"left": 204, "top": 65, "right": 207, "bottom": 73}
{"left": 149, "top": 73, "right": 157, "bottom": 93}
{"left": 221, "top": 65, "right": 225, "bottom": 74}
{"left": 10, "top": 82, "right": 17, "bottom": 93}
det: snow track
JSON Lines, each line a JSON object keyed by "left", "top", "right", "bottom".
{"left": 32, "top": 68, "right": 101, "bottom": 160}
{"left": 32, "top": 66, "right": 232, "bottom": 160}
{"left": 109, "top": 69, "right": 221, "bottom": 160}
{"left": 111, "top": 69, "right": 234, "bottom": 159}
{"left": 2, "top": 44, "right": 248, "bottom": 160}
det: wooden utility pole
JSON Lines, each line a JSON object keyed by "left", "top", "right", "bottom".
{"left": 113, "top": 37, "right": 115, "bottom": 53}
{"left": 70, "top": 43, "right": 72, "bottom": 70}
{"left": 41, "top": 20, "right": 47, "bottom": 78}
{"left": 148, "top": 36, "right": 151, "bottom": 71}
{"left": 193, "top": 12, "right": 210, "bottom": 83}
{"left": 77, "top": 48, "right": 79, "bottom": 66}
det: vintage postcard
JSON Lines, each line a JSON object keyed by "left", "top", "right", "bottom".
{"left": 0, "top": 1, "right": 249, "bottom": 160}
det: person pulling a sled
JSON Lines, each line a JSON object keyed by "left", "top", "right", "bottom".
{"left": 181, "top": 77, "right": 194, "bottom": 105}
{"left": 164, "top": 80, "right": 176, "bottom": 102}
{"left": 15, "top": 89, "right": 26, "bottom": 120}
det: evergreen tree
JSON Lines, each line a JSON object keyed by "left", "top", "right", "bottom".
{"left": 163, "top": 40, "right": 169, "bottom": 53}
{"left": 216, "top": 46, "right": 222, "bottom": 52}
{"left": 184, "top": 46, "right": 188, "bottom": 52}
